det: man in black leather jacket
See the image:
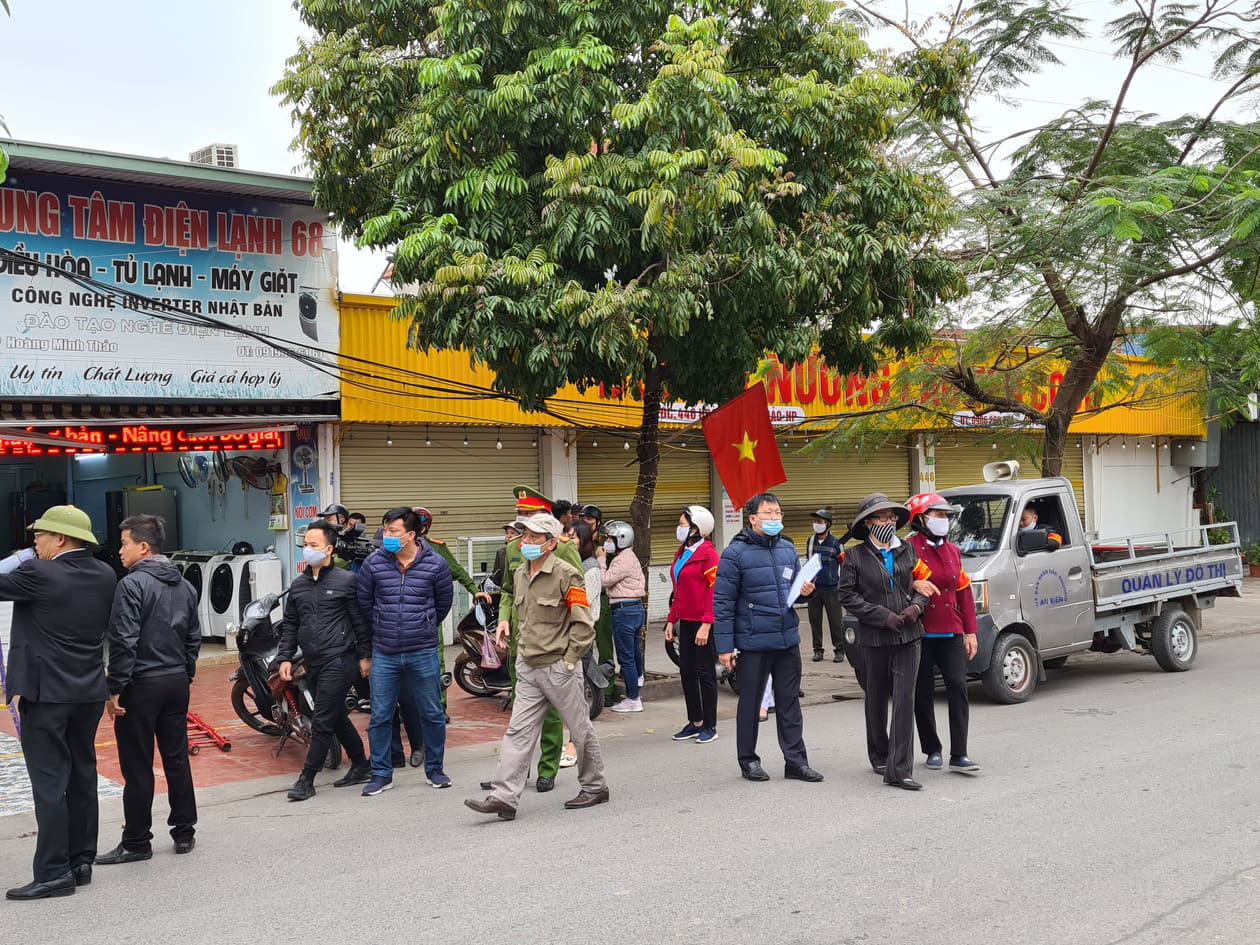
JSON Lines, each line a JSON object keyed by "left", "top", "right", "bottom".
{"left": 98, "top": 514, "right": 201, "bottom": 866}
{"left": 278, "top": 520, "right": 373, "bottom": 800}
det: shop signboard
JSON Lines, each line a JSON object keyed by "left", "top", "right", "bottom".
{"left": 0, "top": 424, "right": 284, "bottom": 456}
{"left": 0, "top": 170, "right": 337, "bottom": 400}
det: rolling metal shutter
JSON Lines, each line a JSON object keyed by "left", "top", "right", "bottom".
{"left": 772, "top": 444, "right": 911, "bottom": 541}
{"left": 338, "top": 423, "right": 538, "bottom": 574}
{"left": 934, "top": 434, "right": 1086, "bottom": 520}
{"left": 577, "top": 442, "right": 711, "bottom": 565}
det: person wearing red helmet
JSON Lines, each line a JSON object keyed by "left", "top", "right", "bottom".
{"left": 906, "top": 493, "right": 980, "bottom": 775}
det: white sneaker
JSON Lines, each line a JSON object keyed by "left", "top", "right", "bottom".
{"left": 611, "top": 698, "right": 644, "bottom": 713}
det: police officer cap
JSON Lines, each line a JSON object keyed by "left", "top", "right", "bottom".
{"left": 521, "top": 513, "right": 563, "bottom": 539}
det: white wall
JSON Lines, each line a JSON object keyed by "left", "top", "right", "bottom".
{"left": 1086, "top": 437, "right": 1196, "bottom": 542}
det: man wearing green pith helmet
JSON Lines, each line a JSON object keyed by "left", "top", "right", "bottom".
{"left": 478, "top": 486, "right": 583, "bottom": 794}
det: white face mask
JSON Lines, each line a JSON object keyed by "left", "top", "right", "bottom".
{"left": 676, "top": 525, "right": 691, "bottom": 543}
{"left": 1020, "top": 523, "right": 1036, "bottom": 532}
{"left": 926, "top": 517, "right": 951, "bottom": 538}
{"left": 603, "top": 540, "right": 617, "bottom": 555}
{"left": 812, "top": 522, "right": 828, "bottom": 535}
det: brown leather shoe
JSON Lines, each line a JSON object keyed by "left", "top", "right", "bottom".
{"left": 464, "top": 796, "right": 516, "bottom": 820}
{"left": 563, "top": 788, "right": 611, "bottom": 810}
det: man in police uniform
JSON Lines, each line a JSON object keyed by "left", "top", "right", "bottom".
{"left": 413, "top": 506, "right": 492, "bottom": 712}
{"left": 0, "top": 507, "right": 117, "bottom": 900}
{"left": 465, "top": 513, "right": 608, "bottom": 820}
{"left": 478, "top": 486, "right": 584, "bottom": 794}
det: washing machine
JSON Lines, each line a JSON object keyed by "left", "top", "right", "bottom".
{"left": 201, "top": 553, "right": 285, "bottom": 648}
{"left": 169, "top": 551, "right": 220, "bottom": 613}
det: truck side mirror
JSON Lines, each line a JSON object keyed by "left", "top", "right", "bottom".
{"left": 1016, "top": 529, "right": 1049, "bottom": 555}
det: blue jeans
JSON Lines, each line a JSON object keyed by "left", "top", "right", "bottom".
{"left": 611, "top": 601, "right": 645, "bottom": 699}
{"left": 369, "top": 648, "right": 445, "bottom": 778}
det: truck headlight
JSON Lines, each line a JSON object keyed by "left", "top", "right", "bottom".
{"left": 972, "top": 581, "right": 988, "bottom": 615}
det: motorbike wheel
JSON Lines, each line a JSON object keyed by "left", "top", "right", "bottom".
{"left": 665, "top": 637, "right": 680, "bottom": 667}
{"left": 230, "top": 676, "right": 282, "bottom": 736}
{"left": 586, "top": 678, "right": 604, "bottom": 721}
{"left": 325, "top": 739, "right": 342, "bottom": 770}
{"left": 454, "top": 654, "right": 498, "bottom": 697}
{"left": 724, "top": 666, "right": 740, "bottom": 696}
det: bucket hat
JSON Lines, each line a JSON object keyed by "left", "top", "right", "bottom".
{"left": 29, "top": 505, "right": 99, "bottom": 545}
{"left": 849, "top": 493, "right": 909, "bottom": 540}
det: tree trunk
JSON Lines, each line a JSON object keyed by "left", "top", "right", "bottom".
{"left": 1041, "top": 412, "right": 1069, "bottom": 477}
{"left": 629, "top": 363, "right": 666, "bottom": 572}
{"left": 1040, "top": 333, "right": 1111, "bottom": 477}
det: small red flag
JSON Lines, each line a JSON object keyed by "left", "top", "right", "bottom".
{"left": 702, "top": 384, "right": 786, "bottom": 510}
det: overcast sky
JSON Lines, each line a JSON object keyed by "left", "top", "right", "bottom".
{"left": 2, "top": 1, "right": 1249, "bottom": 296}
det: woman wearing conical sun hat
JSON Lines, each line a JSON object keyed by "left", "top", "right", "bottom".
{"left": 836, "top": 494, "right": 935, "bottom": 791}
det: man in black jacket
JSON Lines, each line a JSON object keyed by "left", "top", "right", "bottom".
{"left": 0, "top": 506, "right": 117, "bottom": 901}
{"left": 278, "top": 520, "right": 372, "bottom": 800}
{"left": 97, "top": 514, "right": 201, "bottom": 866}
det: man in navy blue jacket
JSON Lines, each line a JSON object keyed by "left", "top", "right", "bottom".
{"left": 356, "top": 507, "right": 453, "bottom": 795}
{"left": 714, "top": 492, "right": 823, "bottom": 784}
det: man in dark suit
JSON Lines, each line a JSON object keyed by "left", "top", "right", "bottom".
{"left": 0, "top": 506, "right": 117, "bottom": 900}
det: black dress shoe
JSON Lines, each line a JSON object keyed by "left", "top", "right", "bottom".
{"left": 409, "top": 751, "right": 423, "bottom": 768}
{"left": 174, "top": 838, "right": 196, "bottom": 855}
{"left": 833, "top": 652, "right": 844, "bottom": 663}
{"left": 95, "top": 843, "right": 153, "bottom": 866}
{"left": 6, "top": 873, "right": 75, "bottom": 900}
{"left": 871, "top": 764, "right": 887, "bottom": 776}
{"left": 479, "top": 780, "right": 493, "bottom": 791}
{"left": 72, "top": 863, "right": 92, "bottom": 887}
{"left": 885, "top": 777, "right": 923, "bottom": 791}
{"left": 740, "top": 762, "right": 770, "bottom": 782}
{"left": 812, "top": 649, "right": 824, "bottom": 662}
{"left": 785, "top": 764, "right": 824, "bottom": 783}
{"left": 536, "top": 776, "right": 555, "bottom": 793}
{"left": 391, "top": 755, "right": 407, "bottom": 769}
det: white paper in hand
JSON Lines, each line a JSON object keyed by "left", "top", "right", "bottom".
{"left": 785, "top": 555, "right": 822, "bottom": 610}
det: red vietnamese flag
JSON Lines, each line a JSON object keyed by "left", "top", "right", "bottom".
{"left": 702, "top": 383, "right": 786, "bottom": 509}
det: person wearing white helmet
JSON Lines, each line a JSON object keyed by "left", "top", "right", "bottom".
{"left": 663, "top": 506, "right": 722, "bottom": 743}
{"left": 596, "top": 520, "right": 647, "bottom": 712}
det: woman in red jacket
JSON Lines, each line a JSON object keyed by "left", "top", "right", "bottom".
{"left": 663, "top": 505, "right": 721, "bottom": 744}
{"left": 906, "top": 493, "right": 980, "bottom": 774}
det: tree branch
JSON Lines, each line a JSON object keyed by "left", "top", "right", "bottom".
{"left": 1178, "top": 72, "right": 1260, "bottom": 164}
{"left": 1132, "top": 239, "right": 1241, "bottom": 291}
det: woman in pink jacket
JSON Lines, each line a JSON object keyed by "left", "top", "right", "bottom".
{"left": 663, "top": 506, "right": 721, "bottom": 744}
{"left": 597, "top": 520, "right": 647, "bottom": 712}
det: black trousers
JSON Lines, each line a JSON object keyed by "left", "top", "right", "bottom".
{"left": 303, "top": 652, "right": 367, "bottom": 777}
{"left": 114, "top": 673, "right": 197, "bottom": 850}
{"left": 807, "top": 587, "right": 844, "bottom": 653}
{"left": 862, "top": 640, "right": 921, "bottom": 783}
{"left": 915, "top": 635, "right": 970, "bottom": 759}
{"left": 677, "top": 620, "right": 717, "bottom": 729}
{"left": 735, "top": 647, "right": 808, "bottom": 769}
{"left": 19, "top": 699, "right": 103, "bottom": 881}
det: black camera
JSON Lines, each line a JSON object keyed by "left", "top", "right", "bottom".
{"left": 333, "top": 521, "right": 375, "bottom": 563}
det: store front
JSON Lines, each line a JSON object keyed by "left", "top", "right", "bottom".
{"left": 0, "top": 141, "right": 339, "bottom": 647}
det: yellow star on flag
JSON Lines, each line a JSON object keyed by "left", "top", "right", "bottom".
{"left": 733, "top": 431, "right": 758, "bottom": 462}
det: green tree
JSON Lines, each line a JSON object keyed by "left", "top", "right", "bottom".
{"left": 843, "top": 0, "right": 1260, "bottom": 475}
{"left": 276, "top": 0, "right": 961, "bottom": 560}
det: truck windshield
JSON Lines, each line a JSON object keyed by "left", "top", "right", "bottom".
{"left": 951, "top": 495, "right": 1011, "bottom": 555}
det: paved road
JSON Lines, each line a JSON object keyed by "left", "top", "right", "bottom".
{"left": 4, "top": 634, "right": 1259, "bottom": 944}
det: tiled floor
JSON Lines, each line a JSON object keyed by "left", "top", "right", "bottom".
{"left": 0, "top": 659, "right": 515, "bottom": 812}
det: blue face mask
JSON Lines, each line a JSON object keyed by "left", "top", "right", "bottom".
{"left": 382, "top": 536, "right": 403, "bottom": 553}
{"left": 760, "top": 519, "right": 784, "bottom": 537}
{"left": 520, "top": 542, "right": 544, "bottom": 561}
{"left": 302, "top": 546, "right": 329, "bottom": 567}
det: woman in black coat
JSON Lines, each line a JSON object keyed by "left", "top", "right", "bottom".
{"left": 836, "top": 493, "right": 933, "bottom": 791}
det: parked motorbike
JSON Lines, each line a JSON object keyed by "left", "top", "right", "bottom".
{"left": 229, "top": 591, "right": 341, "bottom": 769}
{"left": 665, "top": 636, "right": 740, "bottom": 695}
{"left": 454, "top": 576, "right": 608, "bottom": 719}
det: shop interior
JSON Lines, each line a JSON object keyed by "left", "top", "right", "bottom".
{"left": 0, "top": 427, "right": 292, "bottom": 648}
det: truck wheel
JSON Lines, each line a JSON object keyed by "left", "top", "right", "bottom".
{"left": 981, "top": 632, "right": 1037, "bottom": 704}
{"left": 1151, "top": 607, "right": 1197, "bottom": 672}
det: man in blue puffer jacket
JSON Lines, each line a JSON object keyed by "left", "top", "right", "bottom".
{"left": 714, "top": 492, "right": 823, "bottom": 784}
{"left": 356, "top": 507, "right": 453, "bottom": 796}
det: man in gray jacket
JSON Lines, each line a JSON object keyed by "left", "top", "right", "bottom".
{"left": 97, "top": 514, "right": 200, "bottom": 865}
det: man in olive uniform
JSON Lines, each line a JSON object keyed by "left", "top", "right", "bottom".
{"left": 413, "top": 507, "right": 492, "bottom": 711}
{"left": 479, "top": 486, "right": 584, "bottom": 794}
